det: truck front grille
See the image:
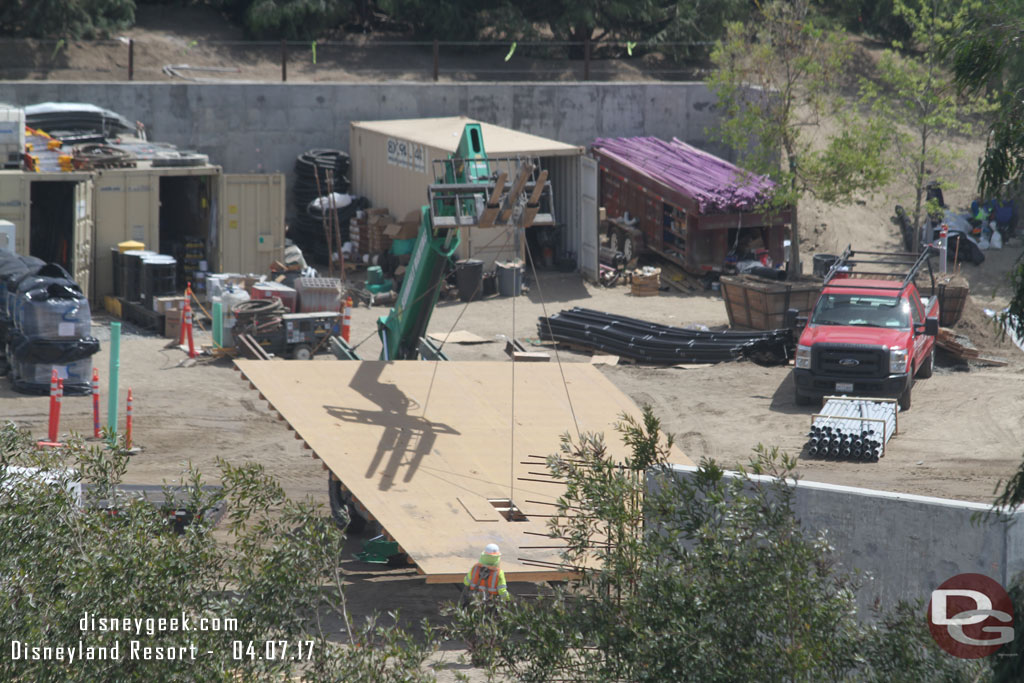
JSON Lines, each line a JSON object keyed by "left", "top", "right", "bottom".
{"left": 814, "top": 344, "right": 887, "bottom": 377}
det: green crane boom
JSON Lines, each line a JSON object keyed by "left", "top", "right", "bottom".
{"left": 376, "top": 123, "right": 489, "bottom": 360}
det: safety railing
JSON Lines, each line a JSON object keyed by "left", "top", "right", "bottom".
{"left": 0, "top": 38, "right": 712, "bottom": 83}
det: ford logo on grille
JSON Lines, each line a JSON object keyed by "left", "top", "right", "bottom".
{"left": 838, "top": 358, "right": 860, "bottom": 367}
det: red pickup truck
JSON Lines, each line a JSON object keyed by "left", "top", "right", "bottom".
{"left": 792, "top": 248, "right": 940, "bottom": 410}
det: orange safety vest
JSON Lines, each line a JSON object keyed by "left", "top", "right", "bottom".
{"left": 464, "top": 563, "right": 507, "bottom": 599}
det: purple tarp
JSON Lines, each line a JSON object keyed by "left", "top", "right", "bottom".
{"left": 592, "top": 137, "right": 776, "bottom": 214}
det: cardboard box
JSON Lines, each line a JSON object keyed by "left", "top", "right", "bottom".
{"left": 152, "top": 295, "right": 186, "bottom": 314}
{"left": 164, "top": 307, "right": 182, "bottom": 339}
{"left": 384, "top": 222, "right": 419, "bottom": 241}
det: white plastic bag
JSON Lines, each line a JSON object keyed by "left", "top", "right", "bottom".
{"left": 991, "top": 229, "right": 1003, "bottom": 249}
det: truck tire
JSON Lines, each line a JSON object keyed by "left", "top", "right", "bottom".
{"left": 618, "top": 233, "right": 636, "bottom": 262}
{"left": 916, "top": 345, "right": 934, "bottom": 379}
{"left": 328, "top": 475, "right": 352, "bottom": 530}
{"left": 898, "top": 381, "right": 912, "bottom": 411}
{"left": 291, "top": 344, "right": 312, "bottom": 361}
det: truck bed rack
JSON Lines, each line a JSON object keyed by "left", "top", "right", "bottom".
{"left": 823, "top": 246, "right": 935, "bottom": 297}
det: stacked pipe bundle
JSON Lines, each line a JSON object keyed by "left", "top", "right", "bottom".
{"left": 591, "top": 137, "right": 776, "bottom": 213}
{"left": 290, "top": 149, "right": 365, "bottom": 260}
{"left": 537, "top": 308, "right": 793, "bottom": 365}
{"left": 804, "top": 398, "right": 897, "bottom": 462}
{"left": 0, "top": 255, "right": 99, "bottom": 395}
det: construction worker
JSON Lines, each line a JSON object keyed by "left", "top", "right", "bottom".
{"left": 462, "top": 543, "right": 510, "bottom": 604}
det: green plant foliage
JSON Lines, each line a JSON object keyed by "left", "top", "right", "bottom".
{"left": 445, "top": 407, "right": 984, "bottom": 682}
{"left": 0, "top": 421, "right": 438, "bottom": 682}
{"left": 708, "top": 0, "right": 891, "bottom": 277}
{"left": 859, "top": 0, "right": 991, "bottom": 252}
{"left": 0, "top": 0, "right": 135, "bottom": 39}
{"left": 243, "top": 0, "right": 353, "bottom": 39}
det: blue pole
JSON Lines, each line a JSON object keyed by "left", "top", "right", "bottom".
{"left": 107, "top": 322, "right": 120, "bottom": 432}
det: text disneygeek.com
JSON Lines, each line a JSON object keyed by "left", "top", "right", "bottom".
{"left": 6, "top": 611, "right": 315, "bottom": 663}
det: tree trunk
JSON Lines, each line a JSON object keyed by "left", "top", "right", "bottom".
{"left": 785, "top": 157, "right": 802, "bottom": 278}
{"left": 911, "top": 127, "right": 928, "bottom": 254}
{"left": 568, "top": 25, "right": 592, "bottom": 60}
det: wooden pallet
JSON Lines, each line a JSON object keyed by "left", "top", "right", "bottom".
{"left": 936, "top": 327, "right": 979, "bottom": 359}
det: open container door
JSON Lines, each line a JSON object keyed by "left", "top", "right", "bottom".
{"left": 219, "top": 174, "right": 285, "bottom": 275}
{"left": 72, "top": 176, "right": 94, "bottom": 300}
{"left": 577, "top": 155, "right": 599, "bottom": 281}
{"left": 0, "top": 173, "right": 29, "bottom": 255}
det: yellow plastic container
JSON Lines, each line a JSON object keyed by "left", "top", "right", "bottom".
{"left": 117, "top": 240, "right": 145, "bottom": 253}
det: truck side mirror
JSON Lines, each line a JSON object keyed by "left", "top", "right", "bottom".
{"left": 925, "top": 317, "right": 938, "bottom": 336}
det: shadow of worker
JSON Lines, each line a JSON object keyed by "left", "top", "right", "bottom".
{"left": 324, "top": 362, "right": 459, "bottom": 491}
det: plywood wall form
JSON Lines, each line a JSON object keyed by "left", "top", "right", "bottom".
{"left": 235, "top": 360, "right": 692, "bottom": 583}
{"left": 350, "top": 117, "right": 597, "bottom": 276}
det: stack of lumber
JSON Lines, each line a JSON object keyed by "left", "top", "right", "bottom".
{"left": 631, "top": 267, "right": 661, "bottom": 297}
{"left": 936, "top": 327, "right": 978, "bottom": 359}
{"left": 936, "top": 328, "right": 1007, "bottom": 365}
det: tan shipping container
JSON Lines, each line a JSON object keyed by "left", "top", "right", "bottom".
{"left": 0, "top": 171, "right": 94, "bottom": 296}
{"left": 349, "top": 116, "right": 597, "bottom": 279}
{"left": 92, "top": 166, "right": 285, "bottom": 301}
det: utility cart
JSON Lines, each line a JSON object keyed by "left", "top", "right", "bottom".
{"left": 237, "top": 311, "right": 338, "bottom": 360}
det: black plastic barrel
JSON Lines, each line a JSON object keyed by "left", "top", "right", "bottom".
{"left": 140, "top": 255, "right": 177, "bottom": 303}
{"left": 812, "top": 254, "right": 838, "bottom": 277}
{"left": 121, "top": 250, "right": 155, "bottom": 303}
{"left": 454, "top": 259, "right": 484, "bottom": 302}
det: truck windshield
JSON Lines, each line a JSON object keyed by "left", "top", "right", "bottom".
{"left": 811, "top": 294, "right": 910, "bottom": 329}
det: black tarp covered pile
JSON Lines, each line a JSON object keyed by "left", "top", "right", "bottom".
{"left": 0, "top": 251, "right": 100, "bottom": 394}
{"left": 537, "top": 307, "right": 794, "bottom": 365}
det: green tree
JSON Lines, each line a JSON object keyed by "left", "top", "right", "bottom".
{"left": 0, "top": 0, "right": 135, "bottom": 39}
{"left": 708, "top": 0, "right": 891, "bottom": 277}
{"left": 0, "top": 422, "right": 438, "bottom": 682}
{"left": 243, "top": 0, "right": 353, "bottom": 39}
{"left": 861, "top": 0, "right": 989, "bottom": 253}
{"left": 947, "top": 0, "right": 1024, "bottom": 342}
{"left": 447, "top": 408, "right": 981, "bottom": 681}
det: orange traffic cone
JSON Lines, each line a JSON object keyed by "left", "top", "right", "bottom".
{"left": 91, "top": 368, "right": 101, "bottom": 439}
{"left": 125, "top": 388, "right": 133, "bottom": 450}
{"left": 38, "top": 369, "right": 62, "bottom": 447}
{"left": 342, "top": 296, "right": 353, "bottom": 342}
{"left": 179, "top": 293, "right": 196, "bottom": 359}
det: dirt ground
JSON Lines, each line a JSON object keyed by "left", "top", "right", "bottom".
{"left": 3, "top": 8, "right": 1024, "bottom": 675}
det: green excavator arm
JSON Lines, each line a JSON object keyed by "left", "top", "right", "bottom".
{"left": 376, "top": 124, "right": 489, "bottom": 361}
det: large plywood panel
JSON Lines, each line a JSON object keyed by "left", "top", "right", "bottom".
{"left": 235, "top": 360, "right": 691, "bottom": 582}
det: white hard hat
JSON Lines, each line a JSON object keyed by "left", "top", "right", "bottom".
{"left": 484, "top": 543, "right": 501, "bottom": 556}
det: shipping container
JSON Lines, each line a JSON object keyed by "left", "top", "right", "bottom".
{"left": 350, "top": 117, "right": 598, "bottom": 280}
{"left": 92, "top": 167, "right": 285, "bottom": 301}
{"left": 0, "top": 171, "right": 94, "bottom": 296}
{"left": 1, "top": 166, "right": 285, "bottom": 303}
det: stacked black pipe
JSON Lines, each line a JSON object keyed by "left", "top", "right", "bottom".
{"left": 537, "top": 308, "right": 793, "bottom": 365}
{"left": 804, "top": 398, "right": 897, "bottom": 462}
{"left": 290, "top": 149, "right": 359, "bottom": 259}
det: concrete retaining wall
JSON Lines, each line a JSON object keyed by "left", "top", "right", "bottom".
{"left": 660, "top": 465, "right": 1024, "bottom": 615}
{"left": 1, "top": 82, "right": 725, "bottom": 180}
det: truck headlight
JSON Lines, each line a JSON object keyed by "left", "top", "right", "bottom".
{"left": 795, "top": 344, "right": 811, "bottom": 369}
{"left": 889, "top": 348, "right": 909, "bottom": 374}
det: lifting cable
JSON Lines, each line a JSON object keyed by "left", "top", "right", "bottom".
{"left": 420, "top": 226, "right": 514, "bottom": 417}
